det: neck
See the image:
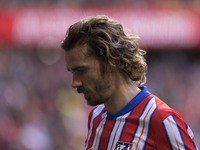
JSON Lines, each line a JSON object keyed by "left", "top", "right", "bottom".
{"left": 104, "top": 78, "right": 141, "bottom": 115}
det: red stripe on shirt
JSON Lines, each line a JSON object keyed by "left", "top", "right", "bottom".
{"left": 87, "top": 108, "right": 105, "bottom": 149}
{"left": 119, "top": 95, "right": 153, "bottom": 143}
{"left": 98, "top": 119, "right": 115, "bottom": 149}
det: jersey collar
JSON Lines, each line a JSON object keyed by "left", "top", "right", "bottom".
{"left": 107, "top": 86, "right": 151, "bottom": 120}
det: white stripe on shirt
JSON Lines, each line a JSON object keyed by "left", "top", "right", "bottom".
{"left": 163, "top": 115, "right": 185, "bottom": 150}
{"left": 85, "top": 105, "right": 104, "bottom": 150}
{"left": 107, "top": 112, "right": 131, "bottom": 150}
{"left": 132, "top": 97, "right": 157, "bottom": 149}
{"left": 92, "top": 112, "right": 107, "bottom": 150}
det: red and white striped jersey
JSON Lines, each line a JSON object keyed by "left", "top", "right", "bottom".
{"left": 84, "top": 86, "right": 198, "bottom": 150}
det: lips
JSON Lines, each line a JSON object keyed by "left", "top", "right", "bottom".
{"left": 77, "top": 87, "right": 91, "bottom": 100}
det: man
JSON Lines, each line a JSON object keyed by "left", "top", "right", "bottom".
{"left": 61, "top": 15, "right": 198, "bottom": 150}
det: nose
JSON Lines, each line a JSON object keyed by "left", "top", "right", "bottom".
{"left": 71, "top": 74, "right": 82, "bottom": 88}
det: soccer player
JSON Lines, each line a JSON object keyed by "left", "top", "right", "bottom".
{"left": 61, "top": 15, "right": 198, "bottom": 149}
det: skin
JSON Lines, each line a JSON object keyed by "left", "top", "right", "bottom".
{"left": 65, "top": 44, "right": 141, "bottom": 115}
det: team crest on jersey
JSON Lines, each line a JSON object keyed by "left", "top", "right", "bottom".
{"left": 115, "top": 141, "right": 133, "bottom": 150}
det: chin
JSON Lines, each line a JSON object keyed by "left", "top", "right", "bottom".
{"left": 86, "top": 99, "right": 98, "bottom": 106}
{"left": 86, "top": 98, "right": 106, "bottom": 106}
{"left": 87, "top": 101, "right": 97, "bottom": 106}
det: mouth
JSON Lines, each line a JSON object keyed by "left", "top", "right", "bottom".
{"left": 77, "top": 87, "right": 90, "bottom": 95}
{"left": 77, "top": 87, "right": 85, "bottom": 93}
{"left": 77, "top": 87, "right": 91, "bottom": 100}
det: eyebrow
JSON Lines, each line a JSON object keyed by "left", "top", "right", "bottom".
{"left": 67, "top": 66, "right": 85, "bottom": 72}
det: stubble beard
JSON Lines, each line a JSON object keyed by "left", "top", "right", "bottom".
{"left": 85, "top": 78, "right": 112, "bottom": 106}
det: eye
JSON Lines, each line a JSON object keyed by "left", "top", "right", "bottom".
{"left": 77, "top": 69, "right": 84, "bottom": 74}
{"left": 75, "top": 68, "right": 87, "bottom": 75}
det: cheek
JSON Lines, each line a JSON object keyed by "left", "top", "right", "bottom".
{"left": 83, "top": 68, "right": 110, "bottom": 92}
{"left": 94, "top": 76, "right": 113, "bottom": 93}
{"left": 81, "top": 74, "right": 97, "bottom": 88}
{"left": 83, "top": 70, "right": 100, "bottom": 84}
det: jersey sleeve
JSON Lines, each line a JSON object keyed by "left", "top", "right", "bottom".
{"left": 151, "top": 97, "right": 198, "bottom": 149}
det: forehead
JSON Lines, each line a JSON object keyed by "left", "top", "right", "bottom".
{"left": 65, "top": 44, "right": 95, "bottom": 69}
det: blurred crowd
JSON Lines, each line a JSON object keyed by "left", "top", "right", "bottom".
{"left": 0, "top": 46, "right": 90, "bottom": 150}
{"left": 0, "top": 0, "right": 199, "bottom": 7}
{"left": 0, "top": 46, "right": 199, "bottom": 149}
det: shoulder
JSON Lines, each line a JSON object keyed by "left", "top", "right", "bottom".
{"left": 150, "top": 95, "right": 187, "bottom": 129}
{"left": 149, "top": 95, "right": 197, "bottom": 149}
{"left": 88, "top": 104, "right": 105, "bottom": 121}
{"left": 152, "top": 95, "right": 183, "bottom": 121}
{"left": 87, "top": 105, "right": 105, "bottom": 130}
